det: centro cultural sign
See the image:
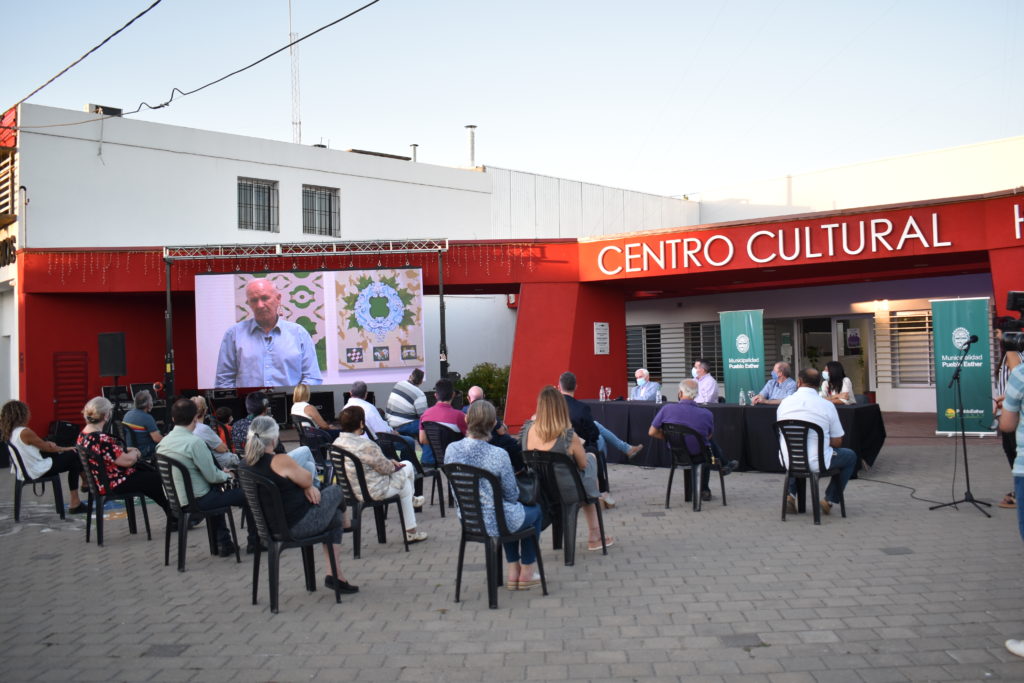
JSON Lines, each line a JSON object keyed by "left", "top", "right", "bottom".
{"left": 596, "top": 213, "right": 951, "bottom": 275}
{"left": 582, "top": 198, "right": 1024, "bottom": 280}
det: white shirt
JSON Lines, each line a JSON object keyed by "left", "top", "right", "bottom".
{"left": 9, "top": 426, "right": 50, "bottom": 480}
{"left": 776, "top": 386, "right": 845, "bottom": 472}
{"left": 345, "top": 396, "right": 393, "bottom": 437}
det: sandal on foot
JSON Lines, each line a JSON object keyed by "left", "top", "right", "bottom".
{"left": 999, "top": 493, "right": 1016, "bottom": 509}
{"left": 587, "top": 536, "right": 615, "bottom": 551}
{"left": 517, "top": 573, "right": 542, "bottom": 590}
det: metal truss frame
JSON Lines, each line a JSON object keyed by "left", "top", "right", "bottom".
{"left": 163, "top": 239, "right": 448, "bottom": 262}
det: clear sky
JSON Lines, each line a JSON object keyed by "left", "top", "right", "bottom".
{"left": 5, "top": 0, "right": 1022, "bottom": 197}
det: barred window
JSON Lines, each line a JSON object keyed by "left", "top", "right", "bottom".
{"left": 238, "top": 178, "right": 279, "bottom": 232}
{"left": 625, "top": 324, "right": 662, "bottom": 383}
{"left": 888, "top": 311, "right": 934, "bottom": 386}
{"left": 302, "top": 184, "right": 340, "bottom": 237}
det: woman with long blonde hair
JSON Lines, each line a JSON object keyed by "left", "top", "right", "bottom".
{"left": 520, "top": 386, "right": 614, "bottom": 551}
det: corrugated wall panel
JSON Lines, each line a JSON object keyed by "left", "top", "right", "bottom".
{"left": 623, "top": 190, "right": 645, "bottom": 233}
{"left": 534, "top": 174, "right": 561, "bottom": 236}
{"left": 510, "top": 171, "right": 537, "bottom": 238}
{"left": 603, "top": 186, "right": 625, "bottom": 234}
{"left": 489, "top": 167, "right": 511, "bottom": 238}
{"left": 582, "top": 183, "right": 605, "bottom": 236}
{"left": 559, "top": 178, "right": 583, "bottom": 238}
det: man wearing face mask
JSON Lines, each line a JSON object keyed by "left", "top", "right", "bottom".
{"left": 630, "top": 368, "right": 661, "bottom": 401}
{"left": 751, "top": 361, "right": 797, "bottom": 405}
{"left": 692, "top": 359, "right": 719, "bottom": 404}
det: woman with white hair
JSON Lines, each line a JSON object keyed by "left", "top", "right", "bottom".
{"left": 76, "top": 396, "right": 171, "bottom": 518}
{"left": 244, "top": 415, "right": 357, "bottom": 593}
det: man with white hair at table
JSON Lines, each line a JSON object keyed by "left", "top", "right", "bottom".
{"left": 630, "top": 368, "right": 661, "bottom": 401}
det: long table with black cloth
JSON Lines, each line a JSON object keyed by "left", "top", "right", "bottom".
{"left": 583, "top": 400, "right": 886, "bottom": 474}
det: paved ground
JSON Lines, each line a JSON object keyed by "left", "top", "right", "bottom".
{"left": 2, "top": 415, "right": 1024, "bottom": 682}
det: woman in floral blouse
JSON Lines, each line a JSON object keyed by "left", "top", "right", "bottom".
{"left": 333, "top": 405, "right": 427, "bottom": 544}
{"left": 446, "top": 399, "right": 544, "bottom": 590}
{"left": 76, "top": 396, "right": 170, "bottom": 518}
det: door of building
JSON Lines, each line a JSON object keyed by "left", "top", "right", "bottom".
{"left": 833, "top": 317, "right": 872, "bottom": 396}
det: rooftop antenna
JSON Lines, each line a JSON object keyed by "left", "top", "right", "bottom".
{"left": 288, "top": 0, "right": 301, "bottom": 144}
{"left": 465, "top": 124, "right": 477, "bottom": 167}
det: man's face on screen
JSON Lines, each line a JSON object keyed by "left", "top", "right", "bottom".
{"left": 246, "top": 279, "right": 282, "bottom": 330}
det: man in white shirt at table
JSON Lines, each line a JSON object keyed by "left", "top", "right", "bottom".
{"left": 692, "top": 359, "right": 719, "bottom": 404}
{"left": 777, "top": 368, "right": 857, "bottom": 515}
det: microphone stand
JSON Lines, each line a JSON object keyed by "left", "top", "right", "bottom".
{"left": 930, "top": 339, "right": 992, "bottom": 517}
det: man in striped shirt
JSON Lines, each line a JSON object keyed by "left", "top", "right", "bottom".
{"left": 386, "top": 369, "right": 430, "bottom": 461}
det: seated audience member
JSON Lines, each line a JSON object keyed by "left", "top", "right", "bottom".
{"left": 630, "top": 368, "right": 661, "bottom": 401}
{"left": 1, "top": 399, "right": 87, "bottom": 513}
{"left": 558, "top": 371, "right": 614, "bottom": 506}
{"left": 418, "top": 378, "right": 468, "bottom": 465}
{"left": 191, "top": 396, "right": 237, "bottom": 469}
{"left": 595, "top": 421, "right": 643, "bottom": 461}
{"left": 648, "top": 379, "right": 738, "bottom": 501}
{"left": 448, "top": 399, "right": 545, "bottom": 589}
{"left": 751, "top": 361, "right": 797, "bottom": 405}
{"left": 777, "top": 368, "right": 858, "bottom": 515}
{"left": 212, "top": 407, "right": 234, "bottom": 449}
{"left": 995, "top": 319, "right": 1024, "bottom": 508}
{"left": 121, "top": 390, "right": 163, "bottom": 459}
{"left": 77, "top": 396, "right": 172, "bottom": 522}
{"left": 158, "top": 398, "right": 256, "bottom": 556}
{"left": 333, "top": 406, "right": 427, "bottom": 543}
{"left": 233, "top": 392, "right": 319, "bottom": 484}
{"left": 693, "top": 359, "right": 720, "bottom": 404}
{"left": 291, "top": 383, "right": 340, "bottom": 439}
{"left": 345, "top": 381, "right": 416, "bottom": 461}
{"left": 385, "top": 368, "right": 429, "bottom": 445}
{"left": 463, "top": 385, "right": 524, "bottom": 471}
{"left": 820, "top": 361, "right": 855, "bottom": 405}
{"left": 521, "top": 386, "right": 614, "bottom": 551}
{"left": 243, "top": 416, "right": 357, "bottom": 593}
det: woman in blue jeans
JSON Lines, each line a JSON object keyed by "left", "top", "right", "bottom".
{"left": 445, "top": 399, "right": 543, "bottom": 590}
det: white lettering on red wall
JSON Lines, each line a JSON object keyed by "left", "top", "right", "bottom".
{"left": 597, "top": 211, "right": 953, "bottom": 275}
{"left": 1016, "top": 205, "right": 1023, "bottom": 240}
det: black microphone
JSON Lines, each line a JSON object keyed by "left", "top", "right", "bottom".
{"left": 968, "top": 334, "right": 979, "bottom": 343}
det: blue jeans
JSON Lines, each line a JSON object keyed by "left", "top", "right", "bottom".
{"left": 503, "top": 503, "right": 542, "bottom": 564}
{"left": 1015, "top": 476, "right": 1024, "bottom": 542}
{"left": 596, "top": 421, "right": 630, "bottom": 456}
{"left": 289, "top": 446, "right": 319, "bottom": 487}
{"left": 788, "top": 447, "right": 857, "bottom": 503}
{"left": 396, "top": 420, "right": 432, "bottom": 464}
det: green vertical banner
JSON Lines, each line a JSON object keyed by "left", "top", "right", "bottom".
{"left": 930, "top": 298, "right": 993, "bottom": 434}
{"left": 719, "top": 309, "right": 765, "bottom": 404}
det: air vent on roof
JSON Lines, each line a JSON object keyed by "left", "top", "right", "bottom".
{"left": 345, "top": 149, "right": 411, "bottom": 161}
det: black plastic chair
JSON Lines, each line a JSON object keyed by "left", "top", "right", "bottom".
{"left": 327, "top": 445, "right": 409, "bottom": 559}
{"left": 156, "top": 455, "right": 240, "bottom": 571}
{"left": 661, "top": 423, "right": 727, "bottom": 511}
{"left": 238, "top": 467, "right": 342, "bottom": 614}
{"left": 4, "top": 440, "right": 66, "bottom": 522}
{"left": 521, "top": 449, "right": 607, "bottom": 567}
{"left": 421, "top": 422, "right": 463, "bottom": 518}
{"left": 374, "top": 432, "right": 426, "bottom": 497}
{"left": 76, "top": 445, "right": 152, "bottom": 546}
{"left": 774, "top": 419, "right": 847, "bottom": 525}
{"left": 441, "top": 462, "right": 548, "bottom": 609}
{"left": 294, "top": 416, "right": 334, "bottom": 484}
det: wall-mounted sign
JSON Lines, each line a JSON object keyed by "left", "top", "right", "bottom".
{"left": 594, "top": 322, "right": 609, "bottom": 355}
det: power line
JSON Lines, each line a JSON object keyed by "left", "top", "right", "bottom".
{"left": 123, "top": 0, "right": 384, "bottom": 115}
{"left": 5, "top": 0, "right": 165, "bottom": 114}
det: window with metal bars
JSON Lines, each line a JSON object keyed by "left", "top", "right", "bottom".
{"left": 625, "top": 324, "right": 662, "bottom": 382}
{"left": 888, "top": 311, "right": 934, "bottom": 386}
{"left": 683, "top": 321, "right": 723, "bottom": 381}
{"left": 238, "top": 178, "right": 279, "bottom": 232}
{"left": 302, "top": 184, "right": 340, "bottom": 237}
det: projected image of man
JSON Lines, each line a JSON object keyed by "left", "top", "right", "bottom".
{"left": 214, "top": 278, "right": 322, "bottom": 388}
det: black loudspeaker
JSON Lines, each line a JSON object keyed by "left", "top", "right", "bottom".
{"left": 310, "top": 391, "right": 335, "bottom": 423}
{"left": 98, "top": 332, "right": 126, "bottom": 377}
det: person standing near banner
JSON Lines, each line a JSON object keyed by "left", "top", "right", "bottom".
{"left": 1000, "top": 363, "right": 1024, "bottom": 658}
{"left": 994, "top": 318, "right": 1023, "bottom": 508}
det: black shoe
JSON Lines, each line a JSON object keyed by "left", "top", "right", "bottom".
{"left": 188, "top": 516, "right": 203, "bottom": 529}
{"left": 217, "top": 541, "right": 237, "bottom": 557}
{"left": 324, "top": 576, "right": 359, "bottom": 594}
{"left": 67, "top": 503, "right": 88, "bottom": 515}
{"left": 718, "top": 460, "right": 739, "bottom": 476}
{"left": 246, "top": 541, "right": 263, "bottom": 554}
{"left": 700, "top": 489, "right": 712, "bottom": 501}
